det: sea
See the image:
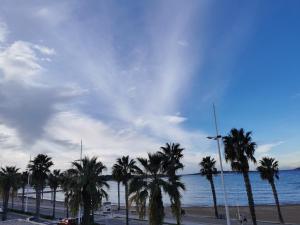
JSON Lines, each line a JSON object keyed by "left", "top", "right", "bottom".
{"left": 23, "top": 170, "right": 300, "bottom": 207}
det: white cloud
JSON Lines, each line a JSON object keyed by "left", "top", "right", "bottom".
{"left": 33, "top": 44, "right": 56, "bottom": 55}
{"left": 0, "top": 1, "right": 268, "bottom": 173}
{"left": 256, "top": 141, "right": 284, "bottom": 154}
{"left": 0, "top": 41, "right": 41, "bottom": 80}
{"left": 0, "top": 41, "right": 55, "bottom": 83}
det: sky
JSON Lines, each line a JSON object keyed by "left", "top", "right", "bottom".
{"left": 0, "top": 0, "right": 299, "bottom": 173}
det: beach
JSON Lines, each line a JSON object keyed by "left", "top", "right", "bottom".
{"left": 9, "top": 197, "right": 300, "bottom": 224}
{"left": 171, "top": 205, "right": 300, "bottom": 224}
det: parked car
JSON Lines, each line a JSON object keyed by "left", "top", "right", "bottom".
{"left": 102, "top": 201, "right": 112, "bottom": 213}
{"left": 57, "top": 218, "right": 78, "bottom": 225}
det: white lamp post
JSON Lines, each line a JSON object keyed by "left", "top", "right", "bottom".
{"left": 207, "top": 104, "right": 231, "bottom": 225}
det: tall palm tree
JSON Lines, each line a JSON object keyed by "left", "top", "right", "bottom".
{"left": 69, "top": 156, "right": 109, "bottom": 225}
{"left": 112, "top": 156, "right": 139, "bottom": 225}
{"left": 49, "top": 169, "right": 62, "bottom": 219}
{"left": 20, "top": 171, "right": 29, "bottom": 212}
{"left": 159, "top": 143, "right": 185, "bottom": 225}
{"left": 0, "top": 166, "right": 20, "bottom": 221}
{"left": 130, "top": 153, "right": 184, "bottom": 225}
{"left": 112, "top": 166, "right": 122, "bottom": 211}
{"left": 28, "top": 154, "right": 53, "bottom": 219}
{"left": 223, "top": 128, "right": 257, "bottom": 225}
{"left": 60, "top": 170, "right": 74, "bottom": 218}
{"left": 10, "top": 180, "right": 20, "bottom": 210}
{"left": 199, "top": 156, "right": 218, "bottom": 218}
{"left": 257, "top": 157, "right": 284, "bottom": 223}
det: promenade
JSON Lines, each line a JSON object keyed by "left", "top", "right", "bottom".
{"left": 1, "top": 197, "right": 295, "bottom": 225}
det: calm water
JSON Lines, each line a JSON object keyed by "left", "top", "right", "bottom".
{"left": 25, "top": 170, "right": 300, "bottom": 207}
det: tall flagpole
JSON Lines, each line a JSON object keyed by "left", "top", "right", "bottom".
{"left": 213, "top": 104, "right": 231, "bottom": 225}
{"left": 78, "top": 140, "right": 83, "bottom": 223}
{"left": 25, "top": 154, "right": 31, "bottom": 213}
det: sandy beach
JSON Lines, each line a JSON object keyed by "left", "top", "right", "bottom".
{"left": 9, "top": 197, "right": 300, "bottom": 224}
{"left": 169, "top": 205, "right": 300, "bottom": 224}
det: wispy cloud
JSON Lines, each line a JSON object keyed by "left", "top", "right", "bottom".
{"left": 0, "top": 1, "right": 261, "bottom": 172}
{"left": 0, "top": 21, "right": 8, "bottom": 43}
{"left": 256, "top": 141, "right": 284, "bottom": 154}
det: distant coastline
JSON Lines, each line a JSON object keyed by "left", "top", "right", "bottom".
{"left": 182, "top": 169, "right": 300, "bottom": 176}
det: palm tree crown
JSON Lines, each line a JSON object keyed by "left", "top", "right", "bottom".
{"left": 112, "top": 156, "right": 139, "bottom": 184}
{"left": 199, "top": 156, "right": 217, "bottom": 180}
{"left": 223, "top": 128, "right": 256, "bottom": 172}
{"left": 28, "top": 154, "right": 53, "bottom": 188}
{"left": 159, "top": 143, "right": 184, "bottom": 175}
{"left": 257, "top": 157, "right": 279, "bottom": 183}
{"left": 49, "top": 169, "right": 62, "bottom": 190}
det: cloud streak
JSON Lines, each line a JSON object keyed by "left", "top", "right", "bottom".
{"left": 256, "top": 141, "right": 284, "bottom": 154}
{"left": 0, "top": 1, "right": 272, "bottom": 172}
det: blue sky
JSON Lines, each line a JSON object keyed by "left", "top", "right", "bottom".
{"left": 0, "top": 1, "right": 299, "bottom": 172}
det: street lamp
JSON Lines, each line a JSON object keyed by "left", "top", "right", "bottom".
{"left": 207, "top": 104, "right": 231, "bottom": 225}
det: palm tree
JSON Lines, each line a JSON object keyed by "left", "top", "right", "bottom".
{"left": 112, "top": 165, "right": 123, "bottom": 211}
{"left": 60, "top": 170, "right": 74, "bottom": 218}
{"left": 0, "top": 166, "right": 20, "bottom": 221}
{"left": 112, "top": 156, "right": 139, "bottom": 225}
{"left": 223, "top": 128, "right": 257, "bottom": 225}
{"left": 28, "top": 154, "right": 53, "bottom": 219}
{"left": 20, "top": 171, "right": 29, "bottom": 212}
{"left": 69, "top": 156, "right": 109, "bottom": 225}
{"left": 49, "top": 169, "right": 62, "bottom": 219}
{"left": 257, "top": 157, "right": 284, "bottom": 223}
{"left": 199, "top": 156, "right": 218, "bottom": 218}
{"left": 159, "top": 143, "right": 185, "bottom": 225}
{"left": 10, "top": 180, "right": 20, "bottom": 210}
{"left": 130, "top": 153, "right": 184, "bottom": 225}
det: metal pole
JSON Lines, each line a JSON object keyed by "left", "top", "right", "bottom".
{"left": 25, "top": 155, "right": 31, "bottom": 213}
{"left": 78, "top": 140, "right": 83, "bottom": 224}
{"left": 213, "top": 104, "right": 231, "bottom": 225}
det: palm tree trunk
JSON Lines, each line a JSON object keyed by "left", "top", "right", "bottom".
{"left": 11, "top": 190, "right": 14, "bottom": 209}
{"left": 209, "top": 178, "right": 219, "bottom": 219}
{"left": 149, "top": 188, "right": 164, "bottom": 225}
{"left": 125, "top": 182, "right": 129, "bottom": 225}
{"left": 270, "top": 181, "right": 284, "bottom": 223}
{"left": 82, "top": 192, "right": 91, "bottom": 225}
{"left": 52, "top": 189, "right": 56, "bottom": 219}
{"left": 36, "top": 188, "right": 41, "bottom": 219}
{"left": 2, "top": 190, "right": 9, "bottom": 221}
{"left": 66, "top": 195, "right": 69, "bottom": 218}
{"left": 22, "top": 187, "right": 25, "bottom": 211}
{"left": 118, "top": 181, "right": 120, "bottom": 210}
{"left": 173, "top": 197, "right": 182, "bottom": 225}
{"left": 243, "top": 172, "right": 257, "bottom": 225}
